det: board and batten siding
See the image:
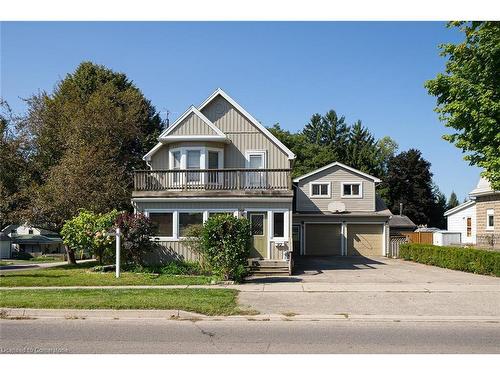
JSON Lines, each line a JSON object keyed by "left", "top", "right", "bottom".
{"left": 296, "top": 166, "right": 376, "bottom": 212}
{"left": 167, "top": 112, "right": 218, "bottom": 136}
{"left": 446, "top": 204, "right": 476, "bottom": 244}
{"left": 148, "top": 95, "right": 290, "bottom": 170}
{"left": 201, "top": 95, "right": 291, "bottom": 169}
{"left": 134, "top": 200, "right": 293, "bottom": 264}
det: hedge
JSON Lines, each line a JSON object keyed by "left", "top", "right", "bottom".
{"left": 399, "top": 243, "right": 500, "bottom": 277}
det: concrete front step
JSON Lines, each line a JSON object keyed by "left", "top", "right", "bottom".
{"left": 247, "top": 258, "right": 290, "bottom": 276}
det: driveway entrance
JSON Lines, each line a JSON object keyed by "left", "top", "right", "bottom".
{"left": 292, "top": 255, "right": 500, "bottom": 284}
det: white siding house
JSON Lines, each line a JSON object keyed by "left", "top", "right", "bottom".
{"left": 444, "top": 201, "right": 476, "bottom": 244}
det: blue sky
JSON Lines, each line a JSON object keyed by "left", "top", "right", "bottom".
{"left": 0, "top": 21, "right": 481, "bottom": 201}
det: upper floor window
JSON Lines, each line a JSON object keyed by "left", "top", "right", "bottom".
{"left": 341, "top": 182, "right": 362, "bottom": 198}
{"left": 28, "top": 229, "right": 34, "bottom": 234}
{"left": 310, "top": 182, "right": 330, "bottom": 198}
{"left": 486, "top": 209, "right": 494, "bottom": 230}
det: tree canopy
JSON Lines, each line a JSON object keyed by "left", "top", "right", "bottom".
{"left": 3, "top": 62, "right": 163, "bottom": 229}
{"left": 269, "top": 110, "right": 397, "bottom": 179}
{"left": 425, "top": 21, "right": 500, "bottom": 190}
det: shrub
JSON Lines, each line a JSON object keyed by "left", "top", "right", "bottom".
{"left": 61, "top": 209, "right": 119, "bottom": 264}
{"left": 198, "top": 214, "right": 251, "bottom": 282}
{"left": 399, "top": 243, "right": 500, "bottom": 277}
{"left": 12, "top": 252, "right": 33, "bottom": 260}
{"left": 159, "top": 260, "right": 205, "bottom": 275}
{"left": 115, "top": 212, "right": 156, "bottom": 267}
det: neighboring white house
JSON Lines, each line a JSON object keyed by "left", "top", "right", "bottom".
{"left": 444, "top": 200, "right": 476, "bottom": 244}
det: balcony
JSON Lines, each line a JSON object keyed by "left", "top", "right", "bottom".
{"left": 132, "top": 169, "right": 293, "bottom": 198}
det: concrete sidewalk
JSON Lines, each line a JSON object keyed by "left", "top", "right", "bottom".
{"left": 1, "top": 282, "right": 499, "bottom": 292}
{"left": 2, "top": 308, "right": 500, "bottom": 323}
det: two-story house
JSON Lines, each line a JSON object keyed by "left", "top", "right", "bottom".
{"left": 132, "top": 89, "right": 295, "bottom": 270}
{"left": 292, "top": 162, "right": 391, "bottom": 257}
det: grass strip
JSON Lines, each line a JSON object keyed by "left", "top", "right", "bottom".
{"left": 0, "top": 288, "right": 246, "bottom": 316}
{"left": 0, "top": 262, "right": 213, "bottom": 287}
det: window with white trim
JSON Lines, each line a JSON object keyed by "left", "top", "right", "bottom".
{"left": 341, "top": 182, "right": 362, "bottom": 198}
{"left": 179, "top": 212, "right": 203, "bottom": 237}
{"left": 310, "top": 182, "right": 330, "bottom": 198}
{"left": 486, "top": 209, "right": 494, "bottom": 230}
{"left": 149, "top": 213, "right": 174, "bottom": 237}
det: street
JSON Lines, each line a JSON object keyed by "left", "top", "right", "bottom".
{"left": 1, "top": 318, "right": 499, "bottom": 354}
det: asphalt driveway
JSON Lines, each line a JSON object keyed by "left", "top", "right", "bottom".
{"left": 239, "top": 256, "right": 500, "bottom": 317}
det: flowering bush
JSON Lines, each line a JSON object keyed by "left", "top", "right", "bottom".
{"left": 61, "top": 209, "right": 118, "bottom": 264}
{"left": 115, "top": 212, "right": 156, "bottom": 266}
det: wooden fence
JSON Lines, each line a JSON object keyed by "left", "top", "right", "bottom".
{"left": 402, "top": 231, "right": 434, "bottom": 245}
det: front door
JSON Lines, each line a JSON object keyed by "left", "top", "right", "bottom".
{"left": 249, "top": 212, "right": 267, "bottom": 258}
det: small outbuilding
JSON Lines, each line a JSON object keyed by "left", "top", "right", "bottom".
{"left": 444, "top": 200, "right": 476, "bottom": 244}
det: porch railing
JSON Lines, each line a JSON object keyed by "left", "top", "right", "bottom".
{"left": 134, "top": 169, "right": 292, "bottom": 191}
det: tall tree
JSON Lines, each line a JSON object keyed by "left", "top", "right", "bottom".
{"left": 381, "top": 149, "right": 436, "bottom": 225}
{"left": 345, "top": 120, "right": 381, "bottom": 176}
{"left": 429, "top": 186, "right": 448, "bottom": 229}
{"left": 17, "top": 61, "right": 163, "bottom": 229}
{"left": 0, "top": 100, "right": 34, "bottom": 229}
{"left": 425, "top": 22, "right": 500, "bottom": 190}
{"left": 302, "top": 113, "right": 325, "bottom": 145}
{"left": 447, "top": 191, "right": 460, "bottom": 210}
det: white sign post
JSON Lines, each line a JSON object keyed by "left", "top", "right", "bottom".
{"left": 115, "top": 227, "right": 121, "bottom": 278}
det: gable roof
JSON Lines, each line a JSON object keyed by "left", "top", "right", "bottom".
{"left": 160, "top": 106, "right": 226, "bottom": 138}
{"left": 444, "top": 200, "right": 476, "bottom": 217}
{"left": 198, "top": 88, "right": 295, "bottom": 160}
{"left": 144, "top": 106, "right": 227, "bottom": 162}
{"left": 293, "top": 161, "right": 382, "bottom": 183}
{"left": 389, "top": 215, "right": 417, "bottom": 229}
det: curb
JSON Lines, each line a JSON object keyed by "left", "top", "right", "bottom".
{"left": 2, "top": 308, "right": 500, "bottom": 323}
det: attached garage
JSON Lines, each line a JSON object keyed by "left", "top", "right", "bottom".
{"left": 305, "top": 224, "right": 342, "bottom": 256}
{"left": 347, "top": 224, "right": 384, "bottom": 257}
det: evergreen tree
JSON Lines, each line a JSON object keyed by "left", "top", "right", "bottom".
{"left": 303, "top": 113, "right": 325, "bottom": 145}
{"left": 447, "top": 191, "right": 460, "bottom": 210}
{"left": 345, "top": 120, "right": 381, "bottom": 176}
{"left": 381, "top": 149, "right": 436, "bottom": 225}
{"left": 429, "top": 186, "right": 448, "bottom": 229}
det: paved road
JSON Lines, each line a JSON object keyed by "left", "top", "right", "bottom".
{"left": 0, "top": 259, "right": 94, "bottom": 273}
{"left": 1, "top": 319, "right": 499, "bottom": 354}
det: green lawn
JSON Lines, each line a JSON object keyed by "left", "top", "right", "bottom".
{"left": 0, "top": 288, "right": 247, "bottom": 315}
{"left": 0, "top": 262, "right": 213, "bottom": 287}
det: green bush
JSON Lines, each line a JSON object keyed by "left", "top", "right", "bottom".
{"left": 122, "top": 260, "right": 207, "bottom": 276}
{"left": 12, "top": 252, "right": 33, "bottom": 260}
{"left": 197, "top": 214, "right": 252, "bottom": 282}
{"left": 399, "top": 243, "right": 500, "bottom": 277}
